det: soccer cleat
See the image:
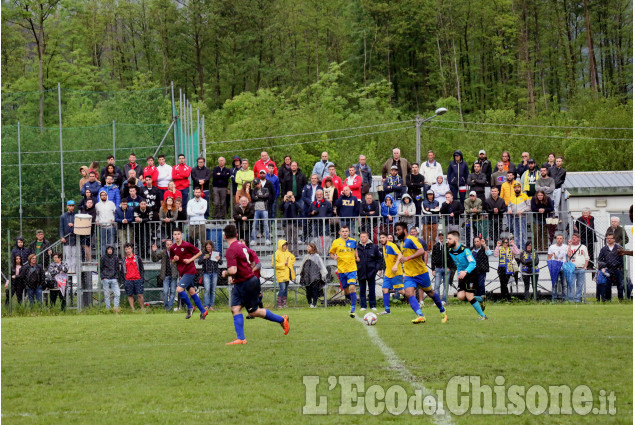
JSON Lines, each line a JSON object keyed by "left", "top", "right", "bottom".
{"left": 441, "top": 312, "right": 448, "bottom": 323}
{"left": 349, "top": 312, "right": 356, "bottom": 318}
{"left": 481, "top": 299, "right": 486, "bottom": 312}
{"left": 379, "top": 310, "right": 391, "bottom": 315}
{"left": 200, "top": 310, "right": 208, "bottom": 320}
{"left": 245, "top": 315, "right": 255, "bottom": 320}
{"left": 225, "top": 339, "right": 247, "bottom": 345}
{"left": 477, "top": 315, "right": 488, "bottom": 321}
{"left": 185, "top": 308, "right": 194, "bottom": 319}
{"left": 281, "top": 315, "right": 290, "bottom": 335}
{"left": 411, "top": 316, "right": 427, "bottom": 324}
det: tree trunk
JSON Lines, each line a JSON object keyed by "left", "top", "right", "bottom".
{"left": 520, "top": 0, "right": 536, "bottom": 116}
{"left": 583, "top": 0, "right": 599, "bottom": 95}
{"left": 451, "top": 38, "right": 464, "bottom": 123}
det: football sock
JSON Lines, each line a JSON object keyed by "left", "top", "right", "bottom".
{"left": 470, "top": 298, "right": 485, "bottom": 317}
{"left": 474, "top": 296, "right": 483, "bottom": 303}
{"left": 264, "top": 309, "right": 284, "bottom": 323}
{"left": 383, "top": 293, "right": 391, "bottom": 312}
{"left": 191, "top": 293, "right": 205, "bottom": 313}
{"left": 233, "top": 314, "right": 245, "bottom": 340}
{"left": 179, "top": 291, "right": 192, "bottom": 309}
{"left": 430, "top": 292, "right": 446, "bottom": 313}
{"left": 408, "top": 296, "right": 423, "bottom": 316}
{"left": 349, "top": 292, "right": 357, "bottom": 312}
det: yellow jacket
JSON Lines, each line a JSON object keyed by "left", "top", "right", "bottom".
{"left": 273, "top": 239, "right": 296, "bottom": 282}
{"left": 500, "top": 180, "right": 517, "bottom": 205}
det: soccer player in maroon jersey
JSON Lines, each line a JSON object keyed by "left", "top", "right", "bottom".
{"left": 169, "top": 228, "right": 206, "bottom": 319}
{"left": 222, "top": 224, "right": 289, "bottom": 345}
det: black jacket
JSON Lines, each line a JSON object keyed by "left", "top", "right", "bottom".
{"left": 549, "top": 166, "right": 566, "bottom": 189}
{"left": 198, "top": 253, "right": 220, "bottom": 274}
{"left": 309, "top": 199, "right": 333, "bottom": 218}
{"left": 100, "top": 249, "right": 121, "bottom": 279}
{"left": 440, "top": 200, "right": 464, "bottom": 225}
{"left": 141, "top": 186, "right": 161, "bottom": 212}
{"left": 361, "top": 200, "right": 380, "bottom": 217}
{"left": 212, "top": 166, "right": 231, "bottom": 188}
{"left": 406, "top": 173, "right": 426, "bottom": 198}
{"left": 597, "top": 245, "right": 623, "bottom": 271}
{"left": 134, "top": 206, "right": 155, "bottom": 223}
{"left": 483, "top": 196, "right": 508, "bottom": 217}
{"left": 471, "top": 158, "right": 492, "bottom": 181}
{"left": 20, "top": 263, "right": 45, "bottom": 289}
{"left": 357, "top": 242, "right": 383, "bottom": 280}
{"left": 280, "top": 170, "right": 307, "bottom": 198}
{"left": 430, "top": 241, "right": 455, "bottom": 270}
{"left": 467, "top": 171, "right": 488, "bottom": 193}
{"left": 471, "top": 246, "right": 490, "bottom": 273}
{"left": 191, "top": 166, "right": 211, "bottom": 191}
{"left": 11, "top": 238, "right": 31, "bottom": 267}
{"left": 280, "top": 200, "right": 302, "bottom": 219}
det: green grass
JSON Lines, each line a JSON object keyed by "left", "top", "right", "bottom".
{"left": 2, "top": 303, "right": 632, "bottom": 424}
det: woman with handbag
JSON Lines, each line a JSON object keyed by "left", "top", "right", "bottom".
{"left": 47, "top": 253, "right": 68, "bottom": 310}
{"left": 494, "top": 238, "right": 520, "bottom": 301}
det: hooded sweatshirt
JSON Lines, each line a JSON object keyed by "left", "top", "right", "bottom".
{"left": 11, "top": 238, "right": 31, "bottom": 267}
{"left": 398, "top": 194, "right": 416, "bottom": 226}
{"left": 446, "top": 150, "right": 469, "bottom": 190}
{"left": 100, "top": 246, "right": 121, "bottom": 279}
{"left": 335, "top": 192, "right": 360, "bottom": 217}
{"left": 431, "top": 176, "right": 450, "bottom": 204}
{"left": 381, "top": 195, "right": 398, "bottom": 222}
{"left": 273, "top": 240, "right": 296, "bottom": 282}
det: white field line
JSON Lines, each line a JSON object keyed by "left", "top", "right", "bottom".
{"left": 357, "top": 316, "right": 453, "bottom": 425}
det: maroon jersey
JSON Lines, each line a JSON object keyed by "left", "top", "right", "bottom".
{"left": 246, "top": 246, "right": 261, "bottom": 279}
{"left": 169, "top": 240, "right": 200, "bottom": 276}
{"left": 226, "top": 240, "right": 257, "bottom": 284}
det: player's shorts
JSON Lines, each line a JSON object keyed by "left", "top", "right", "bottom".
{"left": 404, "top": 273, "right": 432, "bottom": 291}
{"left": 458, "top": 271, "right": 479, "bottom": 293}
{"left": 382, "top": 276, "right": 404, "bottom": 290}
{"left": 124, "top": 279, "right": 144, "bottom": 296}
{"left": 177, "top": 273, "right": 196, "bottom": 290}
{"left": 230, "top": 276, "right": 262, "bottom": 313}
{"left": 337, "top": 271, "right": 357, "bottom": 289}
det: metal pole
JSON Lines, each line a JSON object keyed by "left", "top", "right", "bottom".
{"left": 112, "top": 120, "right": 116, "bottom": 160}
{"left": 190, "top": 103, "right": 194, "bottom": 164}
{"left": 415, "top": 114, "right": 422, "bottom": 165}
{"left": 202, "top": 115, "right": 206, "bottom": 159}
{"left": 443, "top": 216, "right": 449, "bottom": 300}
{"left": 179, "top": 88, "right": 183, "bottom": 162}
{"left": 152, "top": 120, "right": 176, "bottom": 158}
{"left": 171, "top": 82, "right": 177, "bottom": 163}
{"left": 17, "top": 122, "right": 23, "bottom": 235}
{"left": 58, "top": 83, "right": 65, "bottom": 213}
{"left": 7, "top": 228, "right": 12, "bottom": 314}
{"left": 197, "top": 109, "right": 201, "bottom": 158}
{"left": 531, "top": 216, "right": 537, "bottom": 301}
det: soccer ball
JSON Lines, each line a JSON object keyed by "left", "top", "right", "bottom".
{"left": 363, "top": 312, "right": 377, "bottom": 326}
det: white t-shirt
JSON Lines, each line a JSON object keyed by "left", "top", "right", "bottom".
{"left": 548, "top": 244, "right": 568, "bottom": 262}
{"left": 568, "top": 243, "right": 589, "bottom": 269}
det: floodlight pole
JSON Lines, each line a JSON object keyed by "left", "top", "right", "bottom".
{"left": 18, "top": 121, "right": 23, "bottom": 235}
{"left": 415, "top": 108, "right": 447, "bottom": 164}
{"left": 58, "top": 82, "right": 65, "bottom": 213}
{"left": 171, "top": 82, "right": 177, "bottom": 163}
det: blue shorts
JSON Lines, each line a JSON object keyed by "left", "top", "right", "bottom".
{"left": 230, "top": 276, "right": 262, "bottom": 313}
{"left": 338, "top": 271, "right": 357, "bottom": 289}
{"left": 404, "top": 273, "right": 432, "bottom": 291}
{"left": 124, "top": 279, "right": 144, "bottom": 296}
{"left": 178, "top": 273, "right": 196, "bottom": 290}
{"left": 382, "top": 276, "right": 404, "bottom": 290}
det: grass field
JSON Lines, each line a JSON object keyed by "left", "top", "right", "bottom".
{"left": 2, "top": 303, "right": 632, "bottom": 424}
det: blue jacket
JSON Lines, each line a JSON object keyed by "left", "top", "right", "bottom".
{"left": 380, "top": 195, "right": 398, "bottom": 222}
{"left": 335, "top": 193, "right": 360, "bottom": 217}
{"left": 383, "top": 175, "right": 404, "bottom": 199}
{"left": 312, "top": 160, "right": 334, "bottom": 180}
{"left": 448, "top": 243, "right": 476, "bottom": 273}
{"left": 309, "top": 199, "right": 333, "bottom": 218}
{"left": 81, "top": 180, "right": 102, "bottom": 198}
{"left": 301, "top": 184, "right": 322, "bottom": 215}
{"left": 422, "top": 198, "right": 440, "bottom": 224}
{"left": 115, "top": 206, "right": 135, "bottom": 227}
{"left": 99, "top": 185, "right": 121, "bottom": 207}
{"left": 266, "top": 173, "right": 281, "bottom": 200}
{"left": 446, "top": 150, "right": 469, "bottom": 188}
{"left": 356, "top": 241, "right": 383, "bottom": 280}
{"left": 59, "top": 211, "right": 76, "bottom": 245}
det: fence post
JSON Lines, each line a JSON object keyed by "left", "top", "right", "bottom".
{"left": 273, "top": 220, "right": 278, "bottom": 309}
{"left": 17, "top": 121, "right": 23, "bottom": 235}
{"left": 76, "top": 242, "right": 82, "bottom": 311}
{"left": 7, "top": 228, "right": 12, "bottom": 315}
{"left": 112, "top": 120, "right": 116, "bottom": 160}
{"left": 58, "top": 83, "right": 65, "bottom": 213}
{"left": 415, "top": 114, "right": 422, "bottom": 165}
{"left": 443, "top": 216, "right": 449, "bottom": 301}
{"left": 171, "top": 82, "right": 177, "bottom": 164}
{"left": 201, "top": 115, "right": 206, "bottom": 159}
{"left": 530, "top": 216, "right": 537, "bottom": 301}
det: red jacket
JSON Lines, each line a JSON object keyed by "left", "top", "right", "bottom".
{"left": 172, "top": 164, "right": 192, "bottom": 191}
{"left": 343, "top": 175, "right": 363, "bottom": 200}
{"left": 253, "top": 159, "right": 278, "bottom": 177}
{"left": 143, "top": 166, "right": 158, "bottom": 186}
{"left": 322, "top": 175, "right": 343, "bottom": 194}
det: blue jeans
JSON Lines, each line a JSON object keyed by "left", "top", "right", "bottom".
{"left": 476, "top": 272, "right": 486, "bottom": 296}
{"left": 567, "top": 269, "right": 586, "bottom": 302}
{"left": 203, "top": 190, "right": 210, "bottom": 219}
{"left": 552, "top": 270, "right": 566, "bottom": 301}
{"left": 278, "top": 281, "right": 289, "bottom": 297}
{"left": 433, "top": 268, "right": 448, "bottom": 302}
{"left": 507, "top": 215, "right": 527, "bottom": 247}
{"left": 26, "top": 287, "right": 43, "bottom": 305}
{"left": 100, "top": 226, "right": 116, "bottom": 256}
{"left": 102, "top": 278, "right": 120, "bottom": 309}
{"left": 251, "top": 210, "right": 269, "bottom": 240}
{"left": 163, "top": 276, "right": 177, "bottom": 309}
{"left": 269, "top": 198, "right": 278, "bottom": 227}
{"left": 203, "top": 273, "right": 218, "bottom": 308}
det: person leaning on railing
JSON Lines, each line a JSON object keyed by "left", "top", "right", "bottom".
{"left": 483, "top": 187, "right": 507, "bottom": 247}
{"left": 439, "top": 191, "right": 464, "bottom": 228}
{"left": 530, "top": 190, "right": 554, "bottom": 251}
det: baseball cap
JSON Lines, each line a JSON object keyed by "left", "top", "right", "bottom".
{"left": 253, "top": 178, "right": 261, "bottom": 186}
{"left": 427, "top": 189, "right": 434, "bottom": 194}
{"left": 469, "top": 191, "right": 477, "bottom": 196}
{"left": 479, "top": 149, "right": 486, "bottom": 155}
{"left": 528, "top": 158, "right": 536, "bottom": 164}
{"left": 390, "top": 165, "right": 399, "bottom": 170}
{"left": 259, "top": 170, "right": 266, "bottom": 174}
{"left": 67, "top": 200, "right": 75, "bottom": 206}
{"left": 513, "top": 181, "right": 521, "bottom": 187}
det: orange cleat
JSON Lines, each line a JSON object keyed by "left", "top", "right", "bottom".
{"left": 281, "top": 315, "right": 290, "bottom": 335}
{"left": 225, "top": 339, "right": 247, "bottom": 345}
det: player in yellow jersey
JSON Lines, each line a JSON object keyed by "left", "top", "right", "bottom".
{"left": 395, "top": 222, "right": 447, "bottom": 324}
{"left": 378, "top": 232, "right": 403, "bottom": 315}
{"left": 329, "top": 225, "right": 359, "bottom": 318}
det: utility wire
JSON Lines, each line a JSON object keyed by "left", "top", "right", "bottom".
{"left": 424, "top": 125, "right": 631, "bottom": 141}
{"left": 433, "top": 119, "right": 633, "bottom": 131}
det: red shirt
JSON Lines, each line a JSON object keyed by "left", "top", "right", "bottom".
{"left": 172, "top": 164, "right": 192, "bottom": 190}
{"left": 253, "top": 159, "right": 278, "bottom": 177}
{"left": 322, "top": 175, "right": 343, "bottom": 194}
{"left": 125, "top": 255, "right": 141, "bottom": 280}
{"left": 143, "top": 166, "right": 158, "bottom": 186}
{"left": 246, "top": 246, "right": 261, "bottom": 279}
{"left": 163, "top": 189, "right": 182, "bottom": 201}
{"left": 169, "top": 241, "right": 200, "bottom": 276}
{"left": 226, "top": 240, "right": 257, "bottom": 284}
{"left": 343, "top": 174, "right": 363, "bottom": 200}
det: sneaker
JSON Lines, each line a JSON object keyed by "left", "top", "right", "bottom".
{"left": 411, "top": 316, "right": 427, "bottom": 324}
{"left": 441, "top": 312, "right": 448, "bottom": 323}
{"left": 226, "top": 339, "right": 247, "bottom": 345}
{"left": 185, "top": 308, "right": 194, "bottom": 319}
{"left": 245, "top": 315, "right": 255, "bottom": 320}
{"left": 281, "top": 315, "right": 290, "bottom": 335}
{"left": 477, "top": 315, "right": 489, "bottom": 321}
{"left": 297, "top": 239, "right": 303, "bottom": 245}
{"left": 310, "top": 304, "right": 316, "bottom": 308}
{"left": 371, "top": 307, "right": 377, "bottom": 311}
{"left": 200, "top": 310, "right": 208, "bottom": 320}
{"left": 379, "top": 310, "right": 391, "bottom": 315}
{"left": 265, "top": 240, "right": 272, "bottom": 246}
{"left": 442, "top": 301, "right": 447, "bottom": 306}
{"left": 360, "top": 307, "right": 367, "bottom": 311}
{"left": 349, "top": 312, "right": 356, "bottom": 318}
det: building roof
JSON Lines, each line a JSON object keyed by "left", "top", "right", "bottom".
{"left": 563, "top": 171, "right": 633, "bottom": 196}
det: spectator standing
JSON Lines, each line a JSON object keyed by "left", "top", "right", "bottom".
{"left": 273, "top": 240, "right": 295, "bottom": 308}
{"left": 143, "top": 156, "right": 159, "bottom": 187}
{"left": 519, "top": 159, "right": 539, "bottom": 199}
{"left": 299, "top": 243, "right": 327, "bottom": 308}
{"left": 191, "top": 157, "right": 211, "bottom": 218}
{"left": 212, "top": 156, "right": 231, "bottom": 219}
{"left": 79, "top": 198, "right": 96, "bottom": 262}
{"left": 312, "top": 151, "right": 334, "bottom": 180}
{"left": 199, "top": 241, "right": 221, "bottom": 311}
{"left": 79, "top": 166, "right": 90, "bottom": 192}
{"left": 280, "top": 191, "right": 303, "bottom": 251}
{"left": 500, "top": 151, "right": 516, "bottom": 175}
{"left": 535, "top": 166, "right": 555, "bottom": 198}
{"left": 100, "top": 156, "right": 122, "bottom": 184}
{"left": 548, "top": 234, "right": 568, "bottom": 301}
{"left": 233, "top": 196, "right": 255, "bottom": 245}
{"left": 100, "top": 245, "right": 121, "bottom": 312}
{"left": 301, "top": 174, "right": 321, "bottom": 218}
{"left": 494, "top": 238, "right": 520, "bottom": 301}
{"left": 100, "top": 175, "right": 121, "bottom": 207}
{"left": 187, "top": 187, "right": 208, "bottom": 247}
{"left": 175, "top": 198, "right": 187, "bottom": 222}
{"left": 490, "top": 161, "right": 507, "bottom": 192}
{"left": 356, "top": 231, "right": 382, "bottom": 311}
{"left": 103, "top": 164, "right": 123, "bottom": 188}
{"left": 156, "top": 154, "right": 173, "bottom": 200}
{"left": 133, "top": 199, "right": 154, "bottom": 258}
{"left": 141, "top": 176, "right": 161, "bottom": 213}
{"left": 20, "top": 254, "right": 45, "bottom": 305}
{"left": 47, "top": 253, "right": 68, "bottom": 309}
{"left": 81, "top": 171, "right": 102, "bottom": 199}
{"left": 484, "top": 187, "right": 507, "bottom": 246}
{"left": 472, "top": 150, "right": 493, "bottom": 192}
{"left": 467, "top": 162, "right": 488, "bottom": 202}
{"left": 406, "top": 163, "right": 426, "bottom": 216}
{"left": 597, "top": 233, "right": 624, "bottom": 301}
{"left": 421, "top": 150, "right": 443, "bottom": 188}
{"left": 381, "top": 148, "right": 411, "bottom": 183}
{"left": 278, "top": 155, "right": 293, "bottom": 184}
{"left": 235, "top": 181, "right": 252, "bottom": 205}
{"left": 251, "top": 179, "right": 272, "bottom": 245}
{"left": 152, "top": 239, "right": 179, "bottom": 310}
{"left": 60, "top": 200, "right": 78, "bottom": 273}
{"left": 574, "top": 210, "right": 596, "bottom": 268}
{"left": 383, "top": 165, "right": 404, "bottom": 202}
{"left": 122, "top": 243, "right": 145, "bottom": 310}
{"left": 29, "top": 230, "right": 52, "bottom": 270}
{"left": 322, "top": 165, "right": 344, "bottom": 194}
{"left": 6, "top": 255, "right": 24, "bottom": 305}
{"left": 566, "top": 233, "right": 589, "bottom": 303}
{"left": 447, "top": 150, "right": 469, "bottom": 203}
{"left": 507, "top": 182, "right": 530, "bottom": 247}
{"left": 235, "top": 158, "right": 255, "bottom": 194}
{"left": 471, "top": 236, "right": 492, "bottom": 297}
{"left": 335, "top": 186, "right": 360, "bottom": 230}
{"left": 421, "top": 190, "right": 440, "bottom": 248}
{"left": 115, "top": 199, "right": 134, "bottom": 253}
{"left": 360, "top": 193, "right": 380, "bottom": 234}
{"left": 542, "top": 153, "right": 556, "bottom": 172}
{"left": 96, "top": 190, "right": 117, "bottom": 255}
{"left": 519, "top": 241, "right": 539, "bottom": 300}
{"left": 122, "top": 153, "right": 143, "bottom": 179}
{"left": 230, "top": 156, "right": 242, "bottom": 199}
{"left": 515, "top": 152, "right": 531, "bottom": 179}
{"left": 343, "top": 165, "right": 363, "bottom": 201}
{"left": 253, "top": 151, "right": 278, "bottom": 176}
{"left": 530, "top": 190, "right": 554, "bottom": 251}
{"left": 605, "top": 216, "right": 629, "bottom": 247}
{"left": 430, "top": 233, "right": 451, "bottom": 303}
{"left": 464, "top": 191, "right": 484, "bottom": 242}
{"left": 550, "top": 156, "right": 566, "bottom": 216}
{"left": 266, "top": 163, "right": 281, "bottom": 221}
{"left": 500, "top": 171, "right": 517, "bottom": 205}
{"left": 347, "top": 155, "right": 373, "bottom": 197}
{"left": 172, "top": 154, "right": 192, "bottom": 207}
{"left": 281, "top": 161, "right": 307, "bottom": 207}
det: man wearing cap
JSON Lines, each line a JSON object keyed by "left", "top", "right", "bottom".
{"left": 467, "top": 161, "right": 488, "bottom": 203}
{"left": 59, "top": 201, "right": 78, "bottom": 274}
{"left": 472, "top": 150, "right": 493, "bottom": 186}
{"left": 464, "top": 191, "right": 484, "bottom": 242}
{"left": 383, "top": 165, "right": 405, "bottom": 204}
{"left": 519, "top": 159, "right": 539, "bottom": 200}
{"left": 251, "top": 178, "right": 272, "bottom": 245}
{"left": 507, "top": 182, "right": 531, "bottom": 246}
{"left": 212, "top": 157, "right": 231, "bottom": 219}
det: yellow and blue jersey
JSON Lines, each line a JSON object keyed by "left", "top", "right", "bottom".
{"left": 382, "top": 242, "right": 403, "bottom": 278}
{"left": 329, "top": 237, "right": 357, "bottom": 273}
{"left": 399, "top": 235, "right": 428, "bottom": 277}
